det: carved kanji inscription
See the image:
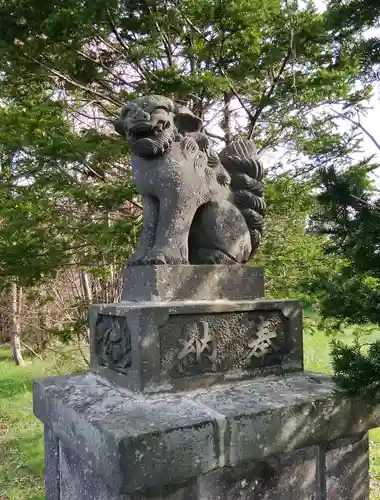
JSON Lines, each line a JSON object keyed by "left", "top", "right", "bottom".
{"left": 177, "top": 321, "right": 217, "bottom": 373}
{"left": 246, "top": 316, "right": 278, "bottom": 359}
{"left": 160, "top": 311, "right": 286, "bottom": 378}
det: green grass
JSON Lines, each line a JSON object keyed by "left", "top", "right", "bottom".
{"left": 0, "top": 347, "right": 87, "bottom": 500}
{"left": 0, "top": 324, "right": 380, "bottom": 499}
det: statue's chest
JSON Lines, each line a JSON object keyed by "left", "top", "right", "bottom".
{"left": 132, "top": 153, "right": 187, "bottom": 195}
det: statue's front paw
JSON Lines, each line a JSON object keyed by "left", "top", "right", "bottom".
{"left": 127, "top": 250, "right": 147, "bottom": 266}
{"left": 144, "top": 252, "right": 167, "bottom": 265}
{"left": 144, "top": 247, "right": 188, "bottom": 265}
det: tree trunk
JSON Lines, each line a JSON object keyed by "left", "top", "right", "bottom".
{"left": 10, "top": 282, "right": 25, "bottom": 366}
{"left": 80, "top": 270, "right": 93, "bottom": 304}
{"left": 222, "top": 92, "right": 233, "bottom": 145}
{"left": 80, "top": 270, "right": 92, "bottom": 346}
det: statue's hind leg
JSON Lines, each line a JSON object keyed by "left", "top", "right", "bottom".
{"left": 190, "top": 248, "right": 237, "bottom": 265}
{"left": 189, "top": 201, "right": 252, "bottom": 265}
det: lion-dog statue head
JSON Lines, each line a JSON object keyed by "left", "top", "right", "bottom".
{"left": 114, "top": 95, "right": 203, "bottom": 157}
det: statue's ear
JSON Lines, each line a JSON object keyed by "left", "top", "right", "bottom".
{"left": 114, "top": 119, "right": 126, "bottom": 136}
{"left": 174, "top": 105, "right": 203, "bottom": 134}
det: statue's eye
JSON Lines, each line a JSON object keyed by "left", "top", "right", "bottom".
{"left": 155, "top": 106, "right": 169, "bottom": 112}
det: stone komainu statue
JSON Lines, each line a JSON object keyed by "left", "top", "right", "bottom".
{"left": 114, "top": 95, "right": 265, "bottom": 266}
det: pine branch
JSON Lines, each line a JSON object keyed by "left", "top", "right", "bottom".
{"left": 168, "top": 1, "right": 204, "bottom": 37}
{"left": 105, "top": 8, "right": 151, "bottom": 82}
{"left": 20, "top": 52, "right": 121, "bottom": 106}
{"left": 248, "top": 48, "right": 292, "bottom": 139}
{"left": 332, "top": 110, "right": 380, "bottom": 152}
{"left": 218, "top": 67, "right": 256, "bottom": 125}
{"left": 146, "top": 4, "right": 174, "bottom": 67}
{"left": 75, "top": 49, "right": 136, "bottom": 89}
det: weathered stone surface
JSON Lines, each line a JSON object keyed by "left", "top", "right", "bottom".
{"left": 44, "top": 426, "right": 60, "bottom": 500}
{"left": 122, "top": 265, "right": 264, "bottom": 302}
{"left": 48, "top": 429, "right": 373, "bottom": 499}
{"left": 33, "top": 371, "right": 380, "bottom": 494}
{"left": 189, "top": 375, "right": 378, "bottom": 467}
{"left": 60, "top": 443, "right": 130, "bottom": 500}
{"left": 115, "top": 96, "right": 265, "bottom": 266}
{"left": 160, "top": 310, "right": 286, "bottom": 379}
{"left": 325, "top": 433, "right": 369, "bottom": 500}
{"left": 60, "top": 439, "right": 318, "bottom": 499}
{"left": 199, "top": 446, "right": 318, "bottom": 499}
{"left": 61, "top": 440, "right": 199, "bottom": 499}
{"left": 33, "top": 373, "right": 218, "bottom": 493}
{"left": 90, "top": 299, "right": 303, "bottom": 393}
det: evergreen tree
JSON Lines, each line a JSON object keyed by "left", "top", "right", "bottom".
{"left": 308, "top": 155, "right": 380, "bottom": 393}
{"left": 0, "top": 0, "right": 375, "bottom": 286}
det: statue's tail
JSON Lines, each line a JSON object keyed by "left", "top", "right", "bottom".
{"left": 219, "top": 137, "right": 265, "bottom": 258}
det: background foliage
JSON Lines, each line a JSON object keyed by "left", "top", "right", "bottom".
{"left": 0, "top": 0, "right": 378, "bottom": 381}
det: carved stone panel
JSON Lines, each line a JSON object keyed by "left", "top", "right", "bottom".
{"left": 95, "top": 315, "right": 132, "bottom": 374}
{"left": 160, "top": 311, "right": 286, "bottom": 378}
{"left": 90, "top": 299, "right": 302, "bottom": 393}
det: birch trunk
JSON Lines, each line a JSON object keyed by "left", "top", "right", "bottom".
{"left": 80, "top": 270, "right": 92, "bottom": 346}
{"left": 10, "top": 282, "right": 25, "bottom": 366}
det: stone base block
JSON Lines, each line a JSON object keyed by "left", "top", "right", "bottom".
{"left": 89, "top": 298, "right": 303, "bottom": 393}
{"left": 33, "top": 373, "right": 375, "bottom": 499}
{"left": 121, "top": 265, "right": 264, "bottom": 302}
{"left": 50, "top": 437, "right": 370, "bottom": 500}
{"left": 326, "top": 434, "right": 369, "bottom": 499}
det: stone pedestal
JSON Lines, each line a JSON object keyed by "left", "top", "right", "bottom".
{"left": 33, "top": 265, "right": 380, "bottom": 499}
{"left": 121, "top": 265, "right": 265, "bottom": 302}
{"left": 89, "top": 297, "right": 303, "bottom": 393}
{"left": 34, "top": 373, "right": 376, "bottom": 500}
{"left": 90, "top": 266, "right": 302, "bottom": 393}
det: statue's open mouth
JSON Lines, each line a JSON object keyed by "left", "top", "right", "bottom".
{"left": 128, "top": 121, "right": 170, "bottom": 140}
